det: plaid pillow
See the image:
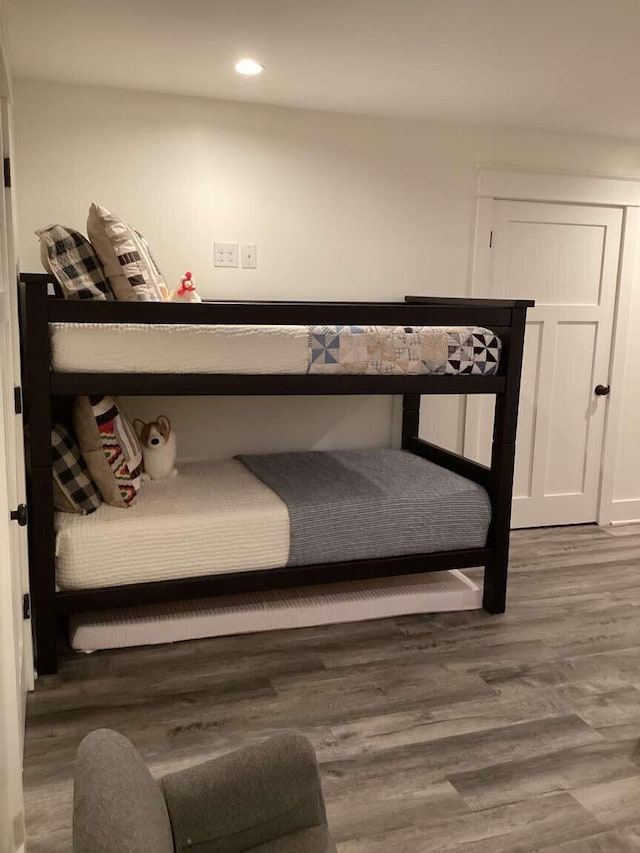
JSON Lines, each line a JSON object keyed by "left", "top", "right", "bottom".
{"left": 52, "top": 424, "right": 102, "bottom": 515}
{"left": 37, "top": 225, "right": 112, "bottom": 300}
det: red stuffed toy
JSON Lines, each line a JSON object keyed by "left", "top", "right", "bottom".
{"left": 170, "top": 270, "right": 202, "bottom": 303}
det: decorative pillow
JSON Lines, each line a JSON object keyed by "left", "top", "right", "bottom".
{"left": 73, "top": 395, "right": 143, "bottom": 508}
{"left": 36, "top": 225, "right": 112, "bottom": 300}
{"left": 135, "top": 230, "right": 169, "bottom": 301}
{"left": 52, "top": 423, "right": 102, "bottom": 515}
{"left": 87, "top": 203, "right": 165, "bottom": 302}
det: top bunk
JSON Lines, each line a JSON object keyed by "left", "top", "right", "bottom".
{"left": 19, "top": 272, "right": 534, "bottom": 397}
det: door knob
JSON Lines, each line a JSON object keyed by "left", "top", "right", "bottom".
{"left": 10, "top": 503, "right": 27, "bottom": 526}
{"left": 594, "top": 384, "right": 610, "bottom": 396}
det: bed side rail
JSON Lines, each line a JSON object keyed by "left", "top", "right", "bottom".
{"left": 405, "top": 294, "right": 535, "bottom": 308}
{"left": 19, "top": 273, "right": 515, "bottom": 328}
{"left": 407, "top": 437, "right": 492, "bottom": 490}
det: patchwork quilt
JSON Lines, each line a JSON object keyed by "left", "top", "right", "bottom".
{"left": 307, "top": 326, "right": 501, "bottom": 375}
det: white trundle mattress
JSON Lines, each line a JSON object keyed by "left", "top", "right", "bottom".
{"left": 69, "top": 571, "right": 482, "bottom": 652}
{"left": 55, "top": 459, "right": 290, "bottom": 590}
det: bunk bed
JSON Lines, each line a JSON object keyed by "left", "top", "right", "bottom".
{"left": 19, "top": 271, "right": 533, "bottom": 675}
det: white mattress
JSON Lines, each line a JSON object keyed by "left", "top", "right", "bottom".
{"left": 69, "top": 570, "right": 482, "bottom": 652}
{"left": 50, "top": 323, "right": 310, "bottom": 373}
{"left": 55, "top": 459, "right": 290, "bottom": 590}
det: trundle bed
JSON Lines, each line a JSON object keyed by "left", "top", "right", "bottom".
{"left": 19, "top": 272, "right": 532, "bottom": 674}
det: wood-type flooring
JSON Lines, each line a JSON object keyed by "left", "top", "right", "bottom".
{"left": 23, "top": 524, "right": 640, "bottom": 851}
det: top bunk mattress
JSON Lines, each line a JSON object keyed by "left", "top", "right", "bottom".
{"left": 49, "top": 323, "right": 502, "bottom": 375}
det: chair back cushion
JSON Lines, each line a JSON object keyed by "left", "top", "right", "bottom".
{"left": 73, "top": 729, "right": 174, "bottom": 853}
{"left": 162, "top": 733, "right": 329, "bottom": 853}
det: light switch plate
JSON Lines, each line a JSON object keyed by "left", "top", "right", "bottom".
{"left": 214, "top": 242, "right": 238, "bottom": 267}
{"left": 241, "top": 243, "right": 257, "bottom": 268}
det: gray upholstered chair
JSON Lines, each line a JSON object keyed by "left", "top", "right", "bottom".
{"left": 73, "top": 728, "right": 336, "bottom": 853}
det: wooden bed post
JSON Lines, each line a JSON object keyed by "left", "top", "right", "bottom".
{"left": 401, "top": 393, "right": 421, "bottom": 449}
{"left": 21, "top": 277, "right": 57, "bottom": 675}
{"left": 483, "top": 306, "right": 528, "bottom": 613}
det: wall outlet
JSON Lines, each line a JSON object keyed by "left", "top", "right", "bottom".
{"left": 214, "top": 242, "right": 238, "bottom": 267}
{"left": 241, "top": 243, "right": 257, "bottom": 269}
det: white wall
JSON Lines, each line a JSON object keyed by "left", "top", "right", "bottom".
{"left": 612, "top": 231, "right": 640, "bottom": 513}
{"left": 12, "top": 80, "right": 640, "bottom": 514}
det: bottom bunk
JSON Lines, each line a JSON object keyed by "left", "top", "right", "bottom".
{"left": 54, "top": 449, "right": 492, "bottom": 592}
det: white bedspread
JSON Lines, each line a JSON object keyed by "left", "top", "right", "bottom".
{"left": 50, "top": 323, "right": 309, "bottom": 374}
{"left": 55, "top": 459, "right": 290, "bottom": 590}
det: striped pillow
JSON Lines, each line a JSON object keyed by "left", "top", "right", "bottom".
{"left": 36, "top": 225, "right": 112, "bottom": 300}
{"left": 52, "top": 423, "right": 102, "bottom": 515}
{"left": 135, "top": 230, "right": 169, "bottom": 301}
{"left": 87, "top": 204, "right": 165, "bottom": 302}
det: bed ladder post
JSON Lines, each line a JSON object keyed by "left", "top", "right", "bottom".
{"left": 483, "top": 421, "right": 516, "bottom": 613}
{"left": 21, "top": 276, "right": 58, "bottom": 675}
{"left": 483, "top": 305, "right": 528, "bottom": 614}
{"left": 401, "top": 393, "right": 421, "bottom": 449}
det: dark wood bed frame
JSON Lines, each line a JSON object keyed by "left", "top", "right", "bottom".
{"left": 19, "top": 272, "right": 533, "bottom": 675}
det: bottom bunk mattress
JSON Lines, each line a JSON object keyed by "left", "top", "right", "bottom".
{"left": 54, "top": 449, "right": 491, "bottom": 591}
{"left": 55, "top": 459, "right": 290, "bottom": 590}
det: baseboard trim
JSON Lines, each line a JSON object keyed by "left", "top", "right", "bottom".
{"left": 607, "top": 498, "right": 640, "bottom": 525}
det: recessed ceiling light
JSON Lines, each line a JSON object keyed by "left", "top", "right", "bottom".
{"left": 235, "top": 58, "right": 265, "bottom": 76}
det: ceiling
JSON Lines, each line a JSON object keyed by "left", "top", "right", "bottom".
{"left": 6, "top": 0, "right": 640, "bottom": 139}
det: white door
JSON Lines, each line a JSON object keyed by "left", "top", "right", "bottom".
{"left": 0, "top": 349, "right": 27, "bottom": 853}
{"left": 0, "top": 97, "right": 33, "bottom": 701}
{"left": 0, "top": 93, "right": 32, "bottom": 849}
{"left": 466, "top": 200, "right": 622, "bottom": 528}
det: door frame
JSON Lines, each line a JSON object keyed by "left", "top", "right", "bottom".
{"left": 465, "top": 167, "right": 640, "bottom": 527}
{"left": 0, "top": 7, "right": 29, "bottom": 851}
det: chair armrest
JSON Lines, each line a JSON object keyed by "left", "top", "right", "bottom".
{"left": 162, "top": 732, "right": 330, "bottom": 853}
{"left": 73, "top": 729, "right": 174, "bottom": 853}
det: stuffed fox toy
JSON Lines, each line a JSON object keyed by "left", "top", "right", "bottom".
{"left": 133, "top": 415, "right": 178, "bottom": 480}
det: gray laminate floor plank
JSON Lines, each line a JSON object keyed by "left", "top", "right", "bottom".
{"left": 538, "top": 827, "right": 640, "bottom": 852}
{"left": 23, "top": 524, "right": 640, "bottom": 851}
{"left": 447, "top": 739, "right": 640, "bottom": 811}
{"left": 335, "top": 792, "right": 605, "bottom": 852}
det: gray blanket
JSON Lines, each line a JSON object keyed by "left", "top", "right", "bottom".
{"left": 237, "top": 449, "right": 491, "bottom": 567}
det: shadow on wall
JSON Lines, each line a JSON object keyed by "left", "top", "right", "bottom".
{"left": 120, "top": 395, "right": 395, "bottom": 461}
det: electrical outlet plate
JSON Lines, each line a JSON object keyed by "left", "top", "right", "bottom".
{"left": 214, "top": 242, "right": 238, "bottom": 267}
{"left": 241, "top": 243, "right": 257, "bottom": 268}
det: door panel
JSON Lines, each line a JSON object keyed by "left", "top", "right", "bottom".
{"left": 545, "top": 321, "right": 596, "bottom": 497}
{"left": 467, "top": 201, "right": 621, "bottom": 528}
{"left": 504, "top": 219, "right": 606, "bottom": 305}
{"left": 512, "top": 320, "right": 542, "bottom": 500}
